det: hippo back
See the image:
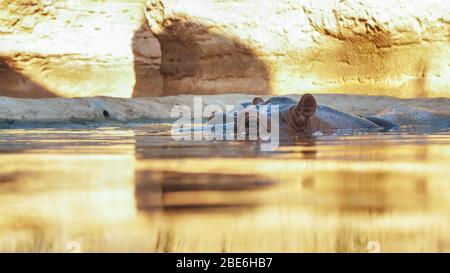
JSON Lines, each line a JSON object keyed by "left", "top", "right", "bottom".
{"left": 375, "top": 103, "right": 450, "bottom": 128}
{"left": 314, "top": 105, "right": 381, "bottom": 130}
{"left": 240, "top": 96, "right": 297, "bottom": 113}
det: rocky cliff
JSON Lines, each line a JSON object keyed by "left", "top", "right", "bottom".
{"left": 0, "top": 0, "right": 162, "bottom": 98}
{"left": 0, "top": 0, "right": 448, "bottom": 98}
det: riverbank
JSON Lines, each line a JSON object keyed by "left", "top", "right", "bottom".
{"left": 1, "top": 94, "right": 450, "bottom": 127}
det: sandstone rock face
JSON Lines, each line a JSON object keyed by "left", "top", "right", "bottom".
{"left": 0, "top": 0, "right": 448, "bottom": 98}
{"left": 145, "top": 0, "right": 271, "bottom": 96}
{"left": 0, "top": 0, "right": 162, "bottom": 98}
{"left": 147, "top": 0, "right": 449, "bottom": 97}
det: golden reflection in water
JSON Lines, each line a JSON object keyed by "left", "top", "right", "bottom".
{"left": 0, "top": 128, "right": 449, "bottom": 252}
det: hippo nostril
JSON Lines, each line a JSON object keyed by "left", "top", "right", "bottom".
{"left": 102, "top": 110, "right": 110, "bottom": 118}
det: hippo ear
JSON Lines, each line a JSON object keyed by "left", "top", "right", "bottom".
{"left": 207, "top": 111, "right": 217, "bottom": 121}
{"left": 296, "top": 94, "right": 317, "bottom": 118}
{"left": 252, "top": 97, "right": 264, "bottom": 105}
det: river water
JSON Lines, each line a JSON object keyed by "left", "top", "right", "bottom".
{"left": 0, "top": 125, "right": 449, "bottom": 252}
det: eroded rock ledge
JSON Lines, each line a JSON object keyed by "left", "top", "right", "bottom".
{"left": 0, "top": 0, "right": 448, "bottom": 98}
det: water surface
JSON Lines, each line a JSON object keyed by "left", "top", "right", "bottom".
{"left": 0, "top": 125, "right": 449, "bottom": 252}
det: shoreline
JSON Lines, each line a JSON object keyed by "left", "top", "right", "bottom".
{"left": 1, "top": 94, "right": 450, "bottom": 126}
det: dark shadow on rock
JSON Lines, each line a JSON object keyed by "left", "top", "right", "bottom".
{"left": 132, "top": 19, "right": 272, "bottom": 97}
{"left": 0, "top": 58, "right": 57, "bottom": 98}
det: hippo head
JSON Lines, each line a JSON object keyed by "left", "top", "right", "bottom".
{"left": 252, "top": 94, "right": 318, "bottom": 135}
{"left": 207, "top": 94, "right": 318, "bottom": 136}
{"left": 282, "top": 94, "right": 317, "bottom": 133}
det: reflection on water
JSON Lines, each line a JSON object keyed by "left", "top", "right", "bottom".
{"left": 0, "top": 125, "right": 450, "bottom": 252}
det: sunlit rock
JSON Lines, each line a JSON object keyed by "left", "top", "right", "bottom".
{"left": 148, "top": 0, "right": 449, "bottom": 97}
{"left": 0, "top": 0, "right": 162, "bottom": 98}
{"left": 0, "top": 0, "right": 448, "bottom": 98}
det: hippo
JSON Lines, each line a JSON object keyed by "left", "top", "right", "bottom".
{"left": 206, "top": 94, "right": 450, "bottom": 136}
